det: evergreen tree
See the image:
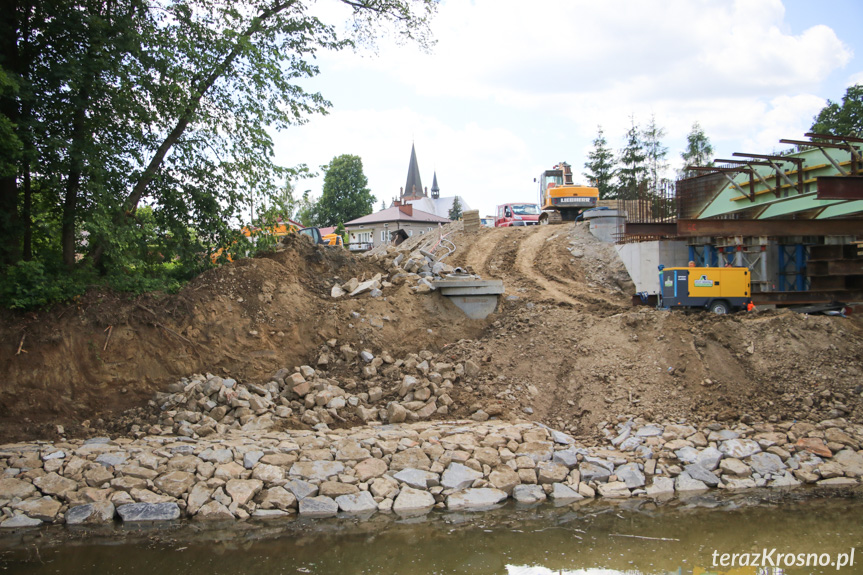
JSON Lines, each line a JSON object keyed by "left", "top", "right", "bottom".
{"left": 642, "top": 115, "right": 668, "bottom": 194}
{"left": 617, "top": 116, "right": 647, "bottom": 200}
{"left": 811, "top": 84, "right": 863, "bottom": 137}
{"left": 582, "top": 126, "right": 616, "bottom": 199}
{"left": 315, "top": 155, "right": 374, "bottom": 227}
{"left": 680, "top": 122, "right": 714, "bottom": 178}
{"left": 380, "top": 199, "right": 386, "bottom": 211}
{"left": 448, "top": 196, "right": 463, "bottom": 220}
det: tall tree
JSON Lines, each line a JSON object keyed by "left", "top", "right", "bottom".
{"left": 0, "top": 0, "right": 438, "bottom": 279}
{"left": 811, "top": 84, "right": 863, "bottom": 137}
{"left": 617, "top": 116, "right": 647, "bottom": 200}
{"left": 448, "top": 196, "right": 463, "bottom": 220}
{"left": 642, "top": 114, "right": 668, "bottom": 194}
{"left": 582, "top": 126, "right": 615, "bottom": 199}
{"left": 680, "top": 122, "right": 714, "bottom": 178}
{"left": 315, "top": 154, "right": 374, "bottom": 226}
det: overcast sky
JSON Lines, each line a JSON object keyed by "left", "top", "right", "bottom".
{"left": 270, "top": 0, "right": 862, "bottom": 219}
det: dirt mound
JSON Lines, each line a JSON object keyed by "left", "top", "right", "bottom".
{"left": 2, "top": 223, "right": 862, "bottom": 443}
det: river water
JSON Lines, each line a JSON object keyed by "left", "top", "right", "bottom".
{"left": 2, "top": 489, "right": 861, "bottom": 575}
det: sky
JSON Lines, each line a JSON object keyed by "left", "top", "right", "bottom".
{"left": 270, "top": 0, "right": 863, "bottom": 220}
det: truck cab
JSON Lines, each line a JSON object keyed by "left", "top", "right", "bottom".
{"left": 495, "top": 203, "right": 541, "bottom": 227}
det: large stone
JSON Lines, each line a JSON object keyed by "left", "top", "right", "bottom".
{"left": 390, "top": 448, "right": 431, "bottom": 471}
{"left": 299, "top": 496, "right": 338, "bottom": 517}
{"left": 198, "top": 448, "right": 234, "bottom": 464}
{"left": 695, "top": 447, "right": 724, "bottom": 471}
{"left": 251, "top": 464, "right": 285, "bottom": 483}
{"left": 645, "top": 477, "right": 675, "bottom": 497}
{"left": 1, "top": 515, "right": 42, "bottom": 528}
{"left": 550, "top": 483, "right": 583, "bottom": 502}
{"left": 186, "top": 483, "right": 213, "bottom": 515}
{"left": 488, "top": 466, "right": 521, "bottom": 494}
{"left": 0, "top": 478, "right": 36, "bottom": 500}
{"left": 674, "top": 472, "right": 709, "bottom": 492}
{"left": 335, "top": 441, "right": 372, "bottom": 462}
{"left": 335, "top": 491, "right": 378, "bottom": 514}
{"left": 552, "top": 448, "right": 581, "bottom": 468}
{"left": 65, "top": 501, "right": 116, "bottom": 525}
{"left": 95, "top": 452, "right": 128, "bottom": 468}
{"left": 441, "top": 462, "right": 483, "bottom": 490}
{"left": 446, "top": 488, "right": 507, "bottom": 510}
{"left": 260, "top": 486, "right": 297, "bottom": 511}
{"left": 615, "top": 463, "right": 645, "bottom": 488}
{"left": 225, "top": 479, "right": 263, "bottom": 506}
{"left": 748, "top": 452, "right": 786, "bottom": 476}
{"left": 796, "top": 437, "right": 832, "bottom": 458}
{"left": 117, "top": 502, "right": 181, "bottom": 522}
{"left": 394, "top": 468, "right": 440, "bottom": 490}
{"left": 354, "top": 458, "right": 388, "bottom": 482}
{"left": 833, "top": 449, "right": 863, "bottom": 477}
{"left": 34, "top": 472, "right": 78, "bottom": 498}
{"left": 392, "top": 487, "right": 435, "bottom": 514}
{"left": 537, "top": 462, "right": 569, "bottom": 484}
{"left": 285, "top": 479, "right": 318, "bottom": 500}
{"left": 683, "top": 464, "right": 720, "bottom": 487}
{"left": 319, "top": 481, "right": 359, "bottom": 497}
{"left": 13, "top": 497, "right": 62, "bottom": 521}
{"left": 516, "top": 441, "right": 554, "bottom": 463}
{"left": 289, "top": 461, "right": 345, "bottom": 481}
{"left": 512, "top": 484, "right": 546, "bottom": 504}
{"left": 578, "top": 461, "right": 611, "bottom": 483}
{"left": 196, "top": 500, "right": 234, "bottom": 520}
{"left": 597, "top": 481, "right": 631, "bottom": 498}
{"left": 154, "top": 471, "right": 196, "bottom": 498}
{"left": 674, "top": 446, "right": 699, "bottom": 464}
{"left": 719, "top": 458, "right": 751, "bottom": 477}
{"left": 718, "top": 439, "right": 761, "bottom": 459}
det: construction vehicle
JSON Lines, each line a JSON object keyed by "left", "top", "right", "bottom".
{"left": 537, "top": 162, "right": 599, "bottom": 224}
{"left": 494, "top": 203, "right": 541, "bottom": 226}
{"left": 657, "top": 265, "right": 752, "bottom": 314}
{"left": 211, "top": 222, "right": 341, "bottom": 263}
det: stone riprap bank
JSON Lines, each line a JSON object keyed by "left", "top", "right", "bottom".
{"left": 1, "top": 417, "right": 862, "bottom": 528}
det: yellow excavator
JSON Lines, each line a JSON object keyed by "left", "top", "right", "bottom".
{"left": 537, "top": 162, "right": 599, "bottom": 224}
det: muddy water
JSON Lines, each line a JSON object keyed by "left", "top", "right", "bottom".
{"left": 2, "top": 491, "right": 862, "bottom": 575}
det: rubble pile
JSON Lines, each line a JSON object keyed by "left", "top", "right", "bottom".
{"left": 131, "top": 346, "right": 496, "bottom": 439}
{"left": 0, "top": 417, "right": 860, "bottom": 527}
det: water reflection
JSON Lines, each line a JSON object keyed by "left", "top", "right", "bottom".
{"left": 1, "top": 490, "right": 861, "bottom": 575}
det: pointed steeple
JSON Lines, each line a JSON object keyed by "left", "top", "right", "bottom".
{"left": 403, "top": 143, "right": 424, "bottom": 199}
{"left": 431, "top": 172, "right": 440, "bottom": 199}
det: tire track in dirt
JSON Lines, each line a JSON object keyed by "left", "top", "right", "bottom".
{"left": 513, "top": 226, "right": 585, "bottom": 306}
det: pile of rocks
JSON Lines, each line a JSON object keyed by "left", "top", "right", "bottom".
{"left": 139, "top": 349, "right": 490, "bottom": 439}
{"left": 1, "top": 417, "right": 861, "bottom": 528}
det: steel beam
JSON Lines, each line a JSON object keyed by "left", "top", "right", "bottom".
{"left": 624, "top": 223, "right": 678, "bottom": 236}
{"left": 676, "top": 219, "right": 863, "bottom": 237}
{"left": 817, "top": 176, "right": 863, "bottom": 200}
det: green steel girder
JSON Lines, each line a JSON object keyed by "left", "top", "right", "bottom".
{"left": 697, "top": 145, "right": 863, "bottom": 220}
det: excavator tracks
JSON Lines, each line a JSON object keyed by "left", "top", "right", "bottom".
{"left": 538, "top": 210, "right": 563, "bottom": 225}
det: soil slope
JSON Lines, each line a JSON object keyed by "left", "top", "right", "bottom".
{"left": 2, "top": 224, "right": 862, "bottom": 442}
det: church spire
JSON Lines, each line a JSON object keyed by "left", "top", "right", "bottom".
{"left": 431, "top": 171, "right": 440, "bottom": 199}
{"left": 402, "top": 143, "right": 424, "bottom": 199}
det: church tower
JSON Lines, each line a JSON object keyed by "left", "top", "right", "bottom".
{"left": 430, "top": 172, "right": 440, "bottom": 200}
{"left": 401, "top": 143, "right": 425, "bottom": 200}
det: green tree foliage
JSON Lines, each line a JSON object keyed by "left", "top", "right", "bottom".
{"left": 642, "top": 114, "right": 668, "bottom": 194}
{"left": 448, "top": 196, "right": 463, "bottom": 220}
{"left": 315, "top": 154, "right": 375, "bottom": 227}
{"left": 617, "top": 116, "right": 647, "bottom": 200}
{"left": 582, "top": 126, "right": 616, "bottom": 199}
{"left": 680, "top": 122, "right": 714, "bottom": 178}
{"left": 0, "top": 0, "right": 437, "bottom": 307}
{"left": 811, "top": 84, "right": 863, "bottom": 137}
{"left": 295, "top": 190, "right": 317, "bottom": 227}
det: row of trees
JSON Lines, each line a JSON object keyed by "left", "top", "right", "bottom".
{"left": 582, "top": 118, "right": 713, "bottom": 200}
{"left": 0, "top": 0, "right": 436, "bottom": 307}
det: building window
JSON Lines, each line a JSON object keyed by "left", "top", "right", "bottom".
{"left": 381, "top": 230, "right": 387, "bottom": 243}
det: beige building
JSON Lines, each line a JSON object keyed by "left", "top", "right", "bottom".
{"left": 343, "top": 202, "right": 451, "bottom": 251}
